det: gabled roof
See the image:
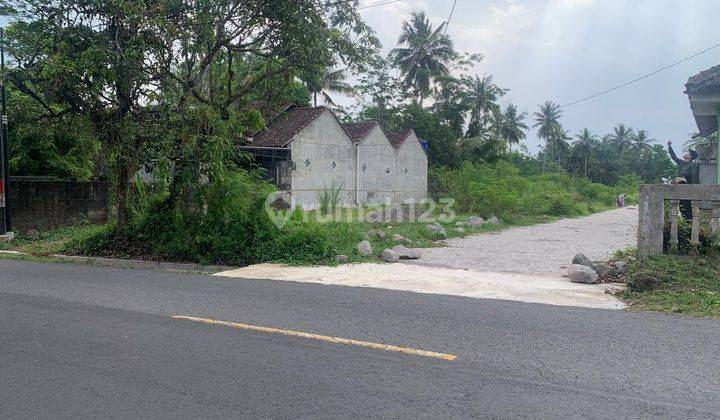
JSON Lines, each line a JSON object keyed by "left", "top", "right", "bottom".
{"left": 251, "top": 107, "right": 327, "bottom": 147}
{"left": 342, "top": 121, "right": 379, "bottom": 144}
{"left": 252, "top": 101, "right": 297, "bottom": 125}
{"left": 385, "top": 129, "right": 415, "bottom": 149}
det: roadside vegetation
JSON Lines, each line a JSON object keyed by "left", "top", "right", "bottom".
{"left": 1, "top": 158, "right": 631, "bottom": 266}
{"left": 2, "top": 2, "right": 674, "bottom": 267}
{"left": 616, "top": 216, "right": 720, "bottom": 317}
{"left": 623, "top": 255, "right": 720, "bottom": 317}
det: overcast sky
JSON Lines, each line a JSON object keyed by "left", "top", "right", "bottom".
{"left": 356, "top": 0, "right": 720, "bottom": 152}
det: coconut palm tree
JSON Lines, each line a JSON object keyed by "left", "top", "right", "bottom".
{"left": 547, "top": 127, "right": 572, "bottom": 165}
{"left": 308, "top": 68, "right": 355, "bottom": 107}
{"left": 573, "top": 128, "right": 598, "bottom": 178}
{"left": 498, "top": 103, "right": 528, "bottom": 149}
{"left": 609, "top": 123, "right": 634, "bottom": 153}
{"left": 533, "top": 101, "right": 563, "bottom": 171}
{"left": 629, "top": 129, "right": 654, "bottom": 171}
{"left": 463, "top": 74, "right": 507, "bottom": 138}
{"left": 631, "top": 129, "right": 654, "bottom": 153}
{"left": 390, "top": 11, "right": 455, "bottom": 106}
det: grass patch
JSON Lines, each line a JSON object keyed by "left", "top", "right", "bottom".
{"left": 622, "top": 255, "right": 720, "bottom": 317}
{"left": 0, "top": 212, "right": 557, "bottom": 267}
{"left": 0, "top": 223, "right": 110, "bottom": 255}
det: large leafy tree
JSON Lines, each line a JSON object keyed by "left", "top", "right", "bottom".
{"left": 3, "top": 0, "right": 378, "bottom": 228}
{"left": 390, "top": 11, "right": 455, "bottom": 106}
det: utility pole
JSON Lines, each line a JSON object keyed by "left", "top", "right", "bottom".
{"left": 0, "top": 27, "right": 11, "bottom": 238}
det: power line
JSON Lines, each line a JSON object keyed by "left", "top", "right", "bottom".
{"left": 358, "top": 0, "right": 403, "bottom": 9}
{"left": 563, "top": 41, "right": 720, "bottom": 108}
{"left": 444, "top": 0, "right": 458, "bottom": 36}
{"left": 324, "top": 0, "right": 403, "bottom": 9}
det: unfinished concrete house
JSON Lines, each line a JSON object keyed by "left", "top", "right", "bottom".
{"left": 387, "top": 129, "right": 429, "bottom": 203}
{"left": 242, "top": 105, "right": 428, "bottom": 209}
{"left": 343, "top": 121, "right": 395, "bottom": 205}
{"left": 242, "top": 105, "right": 357, "bottom": 209}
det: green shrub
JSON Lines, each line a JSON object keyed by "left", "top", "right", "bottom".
{"left": 430, "top": 160, "right": 635, "bottom": 219}
{"left": 318, "top": 182, "right": 344, "bottom": 215}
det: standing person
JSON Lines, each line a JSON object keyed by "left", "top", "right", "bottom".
{"left": 667, "top": 140, "right": 699, "bottom": 218}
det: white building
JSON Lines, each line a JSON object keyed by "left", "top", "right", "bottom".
{"left": 343, "top": 121, "right": 395, "bottom": 206}
{"left": 242, "top": 105, "right": 428, "bottom": 209}
{"left": 387, "top": 129, "right": 429, "bottom": 203}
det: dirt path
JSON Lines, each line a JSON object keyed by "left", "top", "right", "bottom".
{"left": 404, "top": 207, "right": 638, "bottom": 277}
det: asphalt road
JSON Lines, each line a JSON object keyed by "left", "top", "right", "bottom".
{"left": 1, "top": 260, "right": 720, "bottom": 418}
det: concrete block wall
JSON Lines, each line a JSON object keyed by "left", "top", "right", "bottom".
{"left": 9, "top": 178, "right": 111, "bottom": 231}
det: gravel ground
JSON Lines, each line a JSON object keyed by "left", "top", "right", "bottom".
{"left": 404, "top": 207, "right": 638, "bottom": 276}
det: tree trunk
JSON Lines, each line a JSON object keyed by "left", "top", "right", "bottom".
{"left": 314, "top": 91, "right": 317, "bottom": 107}
{"left": 584, "top": 157, "right": 588, "bottom": 178}
{"left": 115, "top": 161, "right": 130, "bottom": 233}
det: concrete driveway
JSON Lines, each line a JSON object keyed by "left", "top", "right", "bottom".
{"left": 217, "top": 208, "right": 638, "bottom": 309}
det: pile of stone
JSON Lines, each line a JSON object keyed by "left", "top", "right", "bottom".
{"left": 567, "top": 253, "right": 628, "bottom": 284}
{"left": 348, "top": 236, "right": 423, "bottom": 264}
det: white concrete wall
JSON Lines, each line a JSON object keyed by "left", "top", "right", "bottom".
{"left": 290, "top": 110, "right": 357, "bottom": 209}
{"left": 393, "top": 132, "right": 428, "bottom": 203}
{"left": 358, "top": 125, "right": 395, "bottom": 205}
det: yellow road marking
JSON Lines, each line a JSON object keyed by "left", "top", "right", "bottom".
{"left": 171, "top": 315, "right": 457, "bottom": 361}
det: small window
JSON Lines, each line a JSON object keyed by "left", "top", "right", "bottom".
{"left": 386, "top": 167, "right": 390, "bottom": 174}
{"left": 404, "top": 168, "right": 408, "bottom": 174}
{"left": 304, "top": 158, "right": 311, "bottom": 168}
{"left": 331, "top": 161, "right": 337, "bottom": 169}
{"left": 362, "top": 164, "right": 367, "bottom": 172}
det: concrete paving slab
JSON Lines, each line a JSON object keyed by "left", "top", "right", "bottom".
{"left": 215, "top": 263, "right": 625, "bottom": 310}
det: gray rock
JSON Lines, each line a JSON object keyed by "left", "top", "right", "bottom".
{"left": 568, "top": 264, "right": 599, "bottom": 284}
{"left": 572, "top": 253, "right": 595, "bottom": 269}
{"left": 455, "top": 227, "right": 466, "bottom": 234}
{"left": 614, "top": 261, "right": 628, "bottom": 274}
{"left": 455, "top": 221, "right": 467, "bottom": 227}
{"left": 357, "top": 240, "right": 373, "bottom": 257}
{"left": 381, "top": 248, "right": 400, "bottom": 263}
{"left": 426, "top": 224, "right": 441, "bottom": 233}
{"left": 391, "top": 233, "right": 411, "bottom": 243}
{"left": 487, "top": 216, "right": 501, "bottom": 225}
{"left": 365, "top": 229, "right": 386, "bottom": 240}
{"left": 427, "top": 223, "right": 447, "bottom": 237}
{"left": 391, "top": 245, "right": 422, "bottom": 259}
{"left": 468, "top": 216, "right": 485, "bottom": 228}
{"left": 594, "top": 263, "right": 617, "bottom": 278}
{"left": 364, "top": 211, "right": 383, "bottom": 223}
{"left": 335, "top": 254, "right": 349, "bottom": 264}
{"left": 26, "top": 229, "right": 40, "bottom": 240}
